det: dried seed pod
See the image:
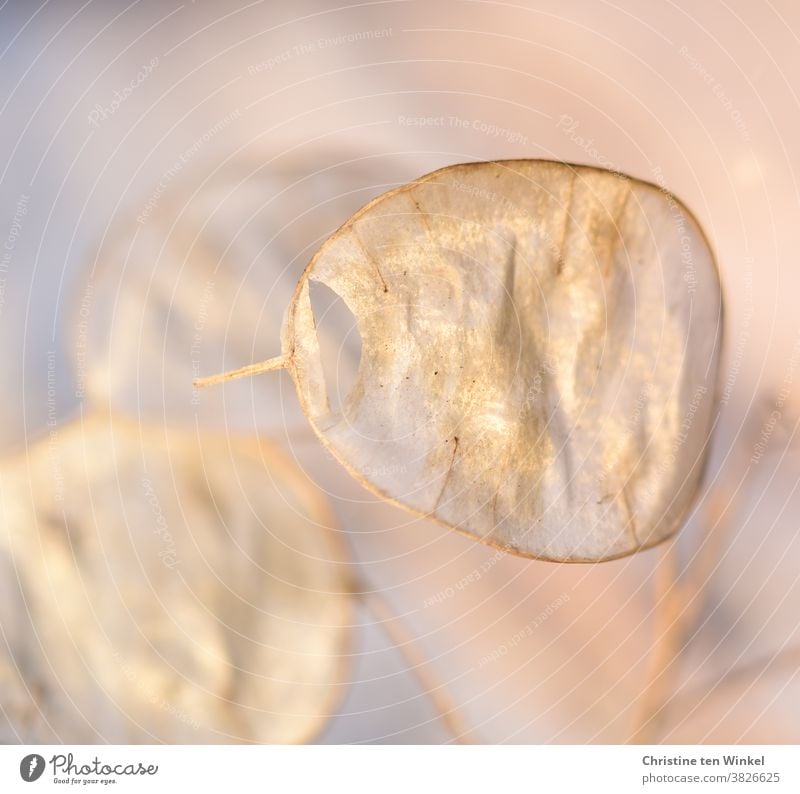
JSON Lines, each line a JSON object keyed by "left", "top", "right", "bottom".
{"left": 208, "top": 160, "right": 723, "bottom": 563}
{"left": 0, "top": 417, "right": 351, "bottom": 743}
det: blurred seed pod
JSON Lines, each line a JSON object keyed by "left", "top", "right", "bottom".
{"left": 0, "top": 416, "right": 352, "bottom": 743}
{"left": 67, "top": 155, "right": 389, "bottom": 434}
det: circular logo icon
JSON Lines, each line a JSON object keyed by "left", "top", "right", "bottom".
{"left": 20, "top": 754, "right": 45, "bottom": 782}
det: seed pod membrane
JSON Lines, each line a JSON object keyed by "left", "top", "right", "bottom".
{"left": 0, "top": 417, "right": 351, "bottom": 743}
{"left": 281, "top": 160, "right": 723, "bottom": 562}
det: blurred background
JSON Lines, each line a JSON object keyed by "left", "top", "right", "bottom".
{"left": 0, "top": 0, "right": 799, "bottom": 743}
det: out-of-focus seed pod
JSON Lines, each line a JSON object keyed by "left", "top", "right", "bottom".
{"left": 0, "top": 417, "right": 351, "bottom": 743}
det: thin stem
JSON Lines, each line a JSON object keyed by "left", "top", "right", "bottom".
{"left": 356, "top": 585, "right": 478, "bottom": 744}
{"left": 679, "top": 484, "right": 742, "bottom": 627}
{"left": 192, "top": 355, "right": 288, "bottom": 388}
{"left": 629, "top": 542, "right": 682, "bottom": 743}
{"left": 628, "top": 471, "right": 750, "bottom": 743}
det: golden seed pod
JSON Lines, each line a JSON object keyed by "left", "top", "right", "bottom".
{"left": 205, "top": 160, "right": 723, "bottom": 563}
